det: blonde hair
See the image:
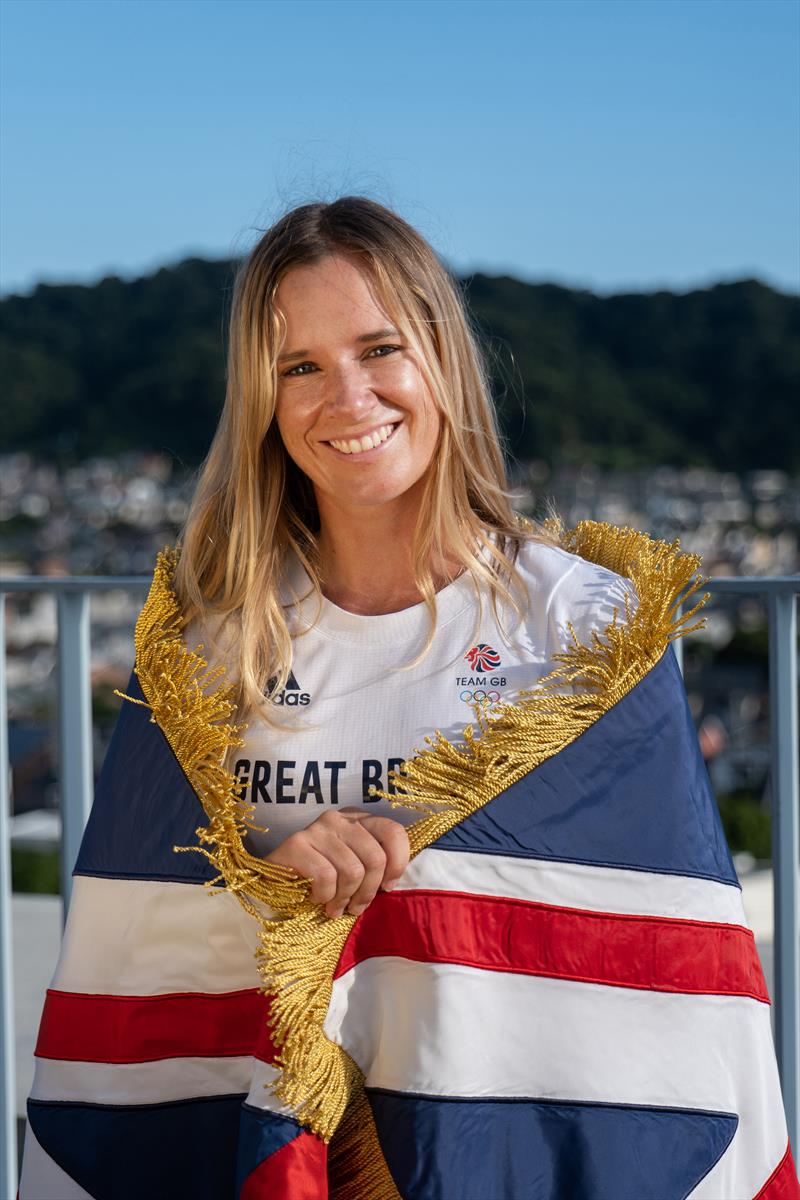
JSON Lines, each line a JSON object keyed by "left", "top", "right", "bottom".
{"left": 174, "top": 196, "right": 552, "bottom": 724}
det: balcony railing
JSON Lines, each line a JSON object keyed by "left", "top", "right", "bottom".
{"left": 0, "top": 573, "right": 798, "bottom": 1193}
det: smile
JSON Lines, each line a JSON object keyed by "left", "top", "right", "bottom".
{"left": 326, "top": 422, "right": 400, "bottom": 456}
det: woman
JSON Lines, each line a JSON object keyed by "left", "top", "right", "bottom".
{"left": 177, "top": 199, "right": 632, "bottom": 920}
{"left": 21, "top": 197, "right": 798, "bottom": 1199}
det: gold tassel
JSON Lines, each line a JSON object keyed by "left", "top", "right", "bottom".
{"left": 121, "top": 547, "right": 311, "bottom": 919}
{"left": 124, "top": 546, "right": 362, "bottom": 1139}
{"left": 329, "top": 1089, "right": 402, "bottom": 1200}
{"left": 252, "top": 905, "right": 363, "bottom": 1138}
{"left": 376, "top": 520, "right": 708, "bottom": 858}
{"left": 123, "top": 522, "right": 708, "bottom": 1192}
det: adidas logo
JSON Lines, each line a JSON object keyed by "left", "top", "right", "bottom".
{"left": 266, "top": 669, "right": 311, "bottom": 707}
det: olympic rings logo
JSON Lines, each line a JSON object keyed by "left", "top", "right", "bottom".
{"left": 460, "top": 689, "right": 501, "bottom": 704}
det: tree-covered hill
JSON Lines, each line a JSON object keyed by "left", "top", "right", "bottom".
{"left": 2, "top": 259, "right": 798, "bottom": 472}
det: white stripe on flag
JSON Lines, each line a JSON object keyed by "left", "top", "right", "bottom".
{"left": 54, "top": 875, "right": 262, "bottom": 995}
{"left": 30, "top": 1053, "right": 254, "bottom": 1105}
{"left": 398, "top": 847, "right": 748, "bottom": 925}
{"left": 244, "top": 1058, "right": 297, "bottom": 1118}
{"left": 325, "top": 958, "right": 787, "bottom": 1198}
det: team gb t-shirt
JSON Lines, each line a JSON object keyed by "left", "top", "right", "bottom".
{"left": 187, "top": 538, "right": 635, "bottom": 858}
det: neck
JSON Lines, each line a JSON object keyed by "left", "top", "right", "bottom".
{"left": 315, "top": 491, "right": 460, "bottom": 616}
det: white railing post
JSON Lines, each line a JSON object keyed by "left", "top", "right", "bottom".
{"left": 769, "top": 590, "right": 800, "bottom": 1159}
{"left": 0, "top": 596, "right": 18, "bottom": 1196}
{"left": 56, "top": 591, "right": 94, "bottom": 918}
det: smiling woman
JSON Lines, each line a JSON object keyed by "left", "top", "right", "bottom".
{"left": 19, "top": 198, "right": 798, "bottom": 1200}
{"left": 272, "top": 254, "right": 443, "bottom": 555}
{"left": 175, "top": 197, "right": 545, "bottom": 683}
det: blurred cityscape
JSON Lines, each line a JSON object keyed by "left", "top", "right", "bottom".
{"left": 1, "top": 450, "right": 798, "bottom": 862}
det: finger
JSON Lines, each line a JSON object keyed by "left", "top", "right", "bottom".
{"left": 320, "top": 838, "right": 367, "bottom": 918}
{"left": 268, "top": 838, "right": 338, "bottom": 907}
{"left": 358, "top": 816, "right": 410, "bottom": 890}
{"left": 305, "top": 849, "right": 341, "bottom": 908}
{"left": 336, "top": 821, "right": 388, "bottom": 915}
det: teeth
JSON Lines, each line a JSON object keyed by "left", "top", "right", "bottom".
{"left": 329, "top": 424, "right": 396, "bottom": 455}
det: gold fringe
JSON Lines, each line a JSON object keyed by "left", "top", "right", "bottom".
{"left": 329, "top": 1089, "right": 402, "bottom": 1200}
{"left": 377, "top": 520, "right": 708, "bottom": 856}
{"left": 251, "top": 906, "right": 362, "bottom": 1137}
{"left": 125, "top": 546, "right": 362, "bottom": 1138}
{"left": 125, "top": 522, "right": 708, "bottom": 1187}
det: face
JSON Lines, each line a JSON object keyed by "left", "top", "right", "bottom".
{"left": 273, "top": 253, "right": 441, "bottom": 520}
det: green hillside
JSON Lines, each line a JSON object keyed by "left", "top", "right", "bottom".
{"left": 2, "top": 259, "right": 798, "bottom": 471}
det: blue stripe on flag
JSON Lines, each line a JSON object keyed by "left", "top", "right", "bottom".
{"left": 27, "top": 1093, "right": 246, "bottom": 1199}
{"left": 235, "top": 1103, "right": 304, "bottom": 1198}
{"left": 75, "top": 669, "right": 218, "bottom": 883}
{"left": 435, "top": 649, "right": 738, "bottom": 885}
{"left": 367, "top": 1089, "right": 737, "bottom": 1200}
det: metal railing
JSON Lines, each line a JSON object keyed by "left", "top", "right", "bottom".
{"left": 673, "top": 576, "right": 800, "bottom": 1166}
{"left": 0, "top": 573, "right": 798, "bottom": 1194}
{"left": 0, "top": 575, "right": 149, "bottom": 1194}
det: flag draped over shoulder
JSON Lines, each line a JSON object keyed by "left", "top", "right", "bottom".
{"left": 19, "top": 522, "right": 800, "bottom": 1200}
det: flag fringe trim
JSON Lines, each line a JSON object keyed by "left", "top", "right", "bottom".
{"left": 122, "top": 546, "right": 363, "bottom": 1141}
{"left": 122, "top": 521, "right": 708, "bottom": 1157}
{"left": 382, "top": 519, "right": 708, "bottom": 856}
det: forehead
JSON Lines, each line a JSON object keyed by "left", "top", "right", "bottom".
{"left": 275, "top": 254, "right": 394, "bottom": 335}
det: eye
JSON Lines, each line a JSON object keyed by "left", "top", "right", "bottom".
{"left": 281, "top": 344, "right": 402, "bottom": 378}
{"left": 282, "top": 361, "right": 316, "bottom": 378}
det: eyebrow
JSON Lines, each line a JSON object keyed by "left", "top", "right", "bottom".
{"left": 277, "top": 327, "right": 400, "bottom": 366}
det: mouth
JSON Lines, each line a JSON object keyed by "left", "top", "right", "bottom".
{"left": 324, "top": 421, "right": 401, "bottom": 457}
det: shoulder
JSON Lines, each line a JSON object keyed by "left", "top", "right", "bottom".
{"left": 512, "top": 535, "right": 638, "bottom": 650}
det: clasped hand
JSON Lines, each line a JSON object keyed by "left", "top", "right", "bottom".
{"left": 265, "top": 808, "right": 410, "bottom": 918}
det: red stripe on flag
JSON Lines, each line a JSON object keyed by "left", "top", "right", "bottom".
{"left": 752, "top": 1140, "right": 800, "bottom": 1199}
{"left": 35, "top": 988, "right": 280, "bottom": 1064}
{"left": 335, "top": 889, "right": 770, "bottom": 1002}
{"left": 240, "top": 1130, "right": 328, "bottom": 1200}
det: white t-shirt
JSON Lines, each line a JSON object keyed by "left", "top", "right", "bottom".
{"left": 188, "top": 539, "right": 635, "bottom": 856}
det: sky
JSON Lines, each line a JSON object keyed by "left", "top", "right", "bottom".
{"left": 1, "top": 0, "right": 798, "bottom": 297}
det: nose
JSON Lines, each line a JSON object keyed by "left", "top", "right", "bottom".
{"left": 323, "top": 360, "right": 376, "bottom": 423}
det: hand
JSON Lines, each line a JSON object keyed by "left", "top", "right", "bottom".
{"left": 264, "top": 807, "right": 410, "bottom": 918}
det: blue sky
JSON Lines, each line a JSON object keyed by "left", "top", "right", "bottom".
{"left": 1, "top": 0, "right": 798, "bottom": 296}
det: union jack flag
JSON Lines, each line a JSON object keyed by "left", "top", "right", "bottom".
{"left": 18, "top": 534, "right": 800, "bottom": 1199}
{"left": 19, "top": 647, "right": 799, "bottom": 1199}
{"left": 332, "top": 647, "right": 798, "bottom": 1198}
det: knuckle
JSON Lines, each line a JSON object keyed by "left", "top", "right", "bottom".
{"left": 340, "top": 863, "right": 365, "bottom": 889}
{"left": 362, "top": 845, "right": 387, "bottom": 872}
{"left": 313, "top": 864, "right": 337, "bottom": 890}
{"left": 278, "top": 834, "right": 307, "bottom": 866}
{"left": 382, "top": 824, "right": 409, "bottom": 854}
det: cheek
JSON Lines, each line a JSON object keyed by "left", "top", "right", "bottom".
{"left": 275, "top": 396, "right": 310, "bottom": 454}
{"left": 394, "top": 365, "right": 440, "bottom": 438}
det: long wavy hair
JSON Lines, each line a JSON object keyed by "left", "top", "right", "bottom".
{"left": 174, "top": 196, "right": 551, "bottom": 724}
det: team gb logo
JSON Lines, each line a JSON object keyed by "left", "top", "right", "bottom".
{"left": 465, "top": 644, "right": 501, "bottom": 672}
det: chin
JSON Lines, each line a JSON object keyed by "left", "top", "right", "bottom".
{"left": 327, "top": 474, "right": 424, "bottom": 510}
